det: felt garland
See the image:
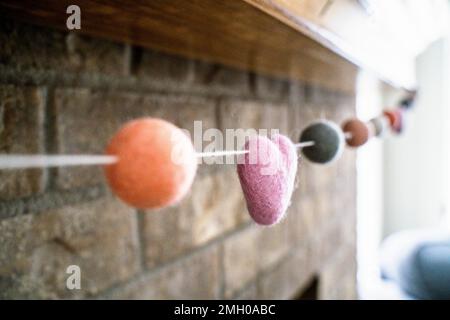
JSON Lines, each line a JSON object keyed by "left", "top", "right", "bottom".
{"left": 0, "top": 95, "right": 415, "bottom": 226}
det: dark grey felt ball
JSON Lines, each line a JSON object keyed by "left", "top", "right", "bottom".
{"left": 299, "top": 120, "right": 344, "bottom": 164}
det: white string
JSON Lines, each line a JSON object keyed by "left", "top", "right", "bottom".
{"left": 344, "top": 132, "right": 353, "bottom": 140}
{"left": 294, "top": 141, "right": 315, "bottom": 148}
{"left": 197, "top": 141, "right": 315, "bottom": 158}
{"left": 196, "top": 150, "right": 249, "bottom": 158}
{"left": 0, "top": 155, "right": 118, "bottom": 170}
{"left": 0, "top": 141, "right": 316, "bottom": 169}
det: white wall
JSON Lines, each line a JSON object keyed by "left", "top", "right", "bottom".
{"left": 443, "top": 35, "right": 450, "bottom": 226}
{"left": 383, "top": 37, "right": 450, "bottom": 236}
{"left": 356, "top": 71, "right": 385, "bottom": 297}
{"left": 357, "top": 38, "right": 450, "bottom": 299}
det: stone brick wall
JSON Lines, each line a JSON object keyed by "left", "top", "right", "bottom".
{"left": 0, "top": 19, "right": 357, "bottom": 299}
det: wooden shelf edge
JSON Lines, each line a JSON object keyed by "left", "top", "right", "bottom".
{"left": 0, "top": 0, "right": 424, "bottom": 93}
{"left": 243, "top": 0, "right": 415, "bottom": 92}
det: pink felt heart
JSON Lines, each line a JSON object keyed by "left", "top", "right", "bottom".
{"left": 237, "top": 134, "right": 298, "bottom": 226}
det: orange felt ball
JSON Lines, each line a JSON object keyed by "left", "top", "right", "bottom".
{"left": 342, "top": 118, "right": 370, "bottom": 147}
{"left": 104, "top": 118, "right": 197, "bottom": 209}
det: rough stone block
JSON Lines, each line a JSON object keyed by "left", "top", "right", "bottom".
{"left": 0, "top": 196, "right": 140, "bottom": 299}
{"left": 258, "top": 247, "right": 313, "bottom": 299}
{"left": 233, "top": 283, "right": 258, "bottom": 300}
{"left": 132, "top": 49, "right": 194, "bottom": 89}
{"left": 142, "top": 168, "right": 248, "bottom": 268}
{"left": 53, "top": 89, "right": 215, "bottom": 188}
{"left": 0, "top": 85, "right": 45, "bottom": 200}
{"left": 194, "top": 61, "right": 250, "bottom": 97}
{"left": 218, "top": 100, "right": 288, "bottom": 166}
{"left": 222, "top": 226, "right": 260, "bottom": 298}
{"left": 0, "top": 19, "right": 125, "bottom": 76}
{"left": 256, "top": 219, "right": 291, "bottom": 272}
{"left": 319, "top": 248, "right": 357, "bottom": 300}
{"left": 222, "top": 220, "right": 291, "bottom": 298}
{"left": 287, "top": 195, "right": 316, "bottom": 245}
{"left": 254, "top": 74, "right": 290, "bottom": 103}
{"left": 106, "top": 246, "right": 221, "bottom": 299}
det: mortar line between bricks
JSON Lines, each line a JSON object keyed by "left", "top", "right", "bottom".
{"left": 39, "top": 86, "right": 50, "bottom": 191}
{"left": 231, "top": 278, "right": 259, "bottom": 300}
{"left": 259, "top": 249, "right": 312, "bottom": 299}
{"left": 218, "top": 243, "right": 226, "bottom": 299}
{"left": 0, "top": 184, "right": 107, "bottom": 220}
{"left": 136, "top": 210, "right": 148, "bottom": 271}
{"left": 98, "top": 204, "right": 340, "bottom": 299}
{"left": 0, "top": 67, "right": 266, "bottom": 103}
{"left": 92, "top": 179, "right": 354, "bottom": 298}
{"left": 96, "top": 220, "right": 254, "bottom": 299}
{"left": 0, "top": 66, "right": 354, "bottom": 104}
{"left": 214, "top": 97, "right": 223, "bottom": 133}
{"left": 42, "top": 86, "right": 58, "bottom": 190}
{"left": 123, "top": 45, "right": 133, "bottom": 76}
{"left": 229, "top": 247, "right": 298, "bottom": 299}
{"left": 231, "top": 242, "right": 317, "bottom": 300}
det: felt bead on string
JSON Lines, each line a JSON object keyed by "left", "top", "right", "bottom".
{"left": 368, "top": 116, "right": 389, "bottom": 137}
{"left": 0, "top": 118, "right": 310, "bottom": 216}
{"left": 104, "top": 118, "right": 198, "bottom": 209}
{"left": 393, "top": 109, "right": 404, "bottom": 134}
{"left": 299, "top": 120, "right": 345, "bottom": 164}
{"left": 383, "top": 109, "right": 401, "bottom": 134}
{"left": 383, "top": 109, "right": 396, "bottom": 127}
{"left": 384, "top": 108, "right": 405, "bottom": 134}
{"left": 237, "top": 134, "right": 297, "bottom": 226}
{"left": 400, "top": 92, "right": 417, "bottom": 110}
{"left": 342, "top": 118, "right": 370, "bottom": 148}
{"left": 0, "top": 109, "right": 404, "bottom": 219}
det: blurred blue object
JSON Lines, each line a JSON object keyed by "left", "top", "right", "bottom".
{"left": 380, "top": 229, "right": 450, "bottom": 300}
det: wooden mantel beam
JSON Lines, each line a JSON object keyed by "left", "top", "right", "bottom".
{"left": 2, "top": 0, "right": 439, "bottom": 93}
